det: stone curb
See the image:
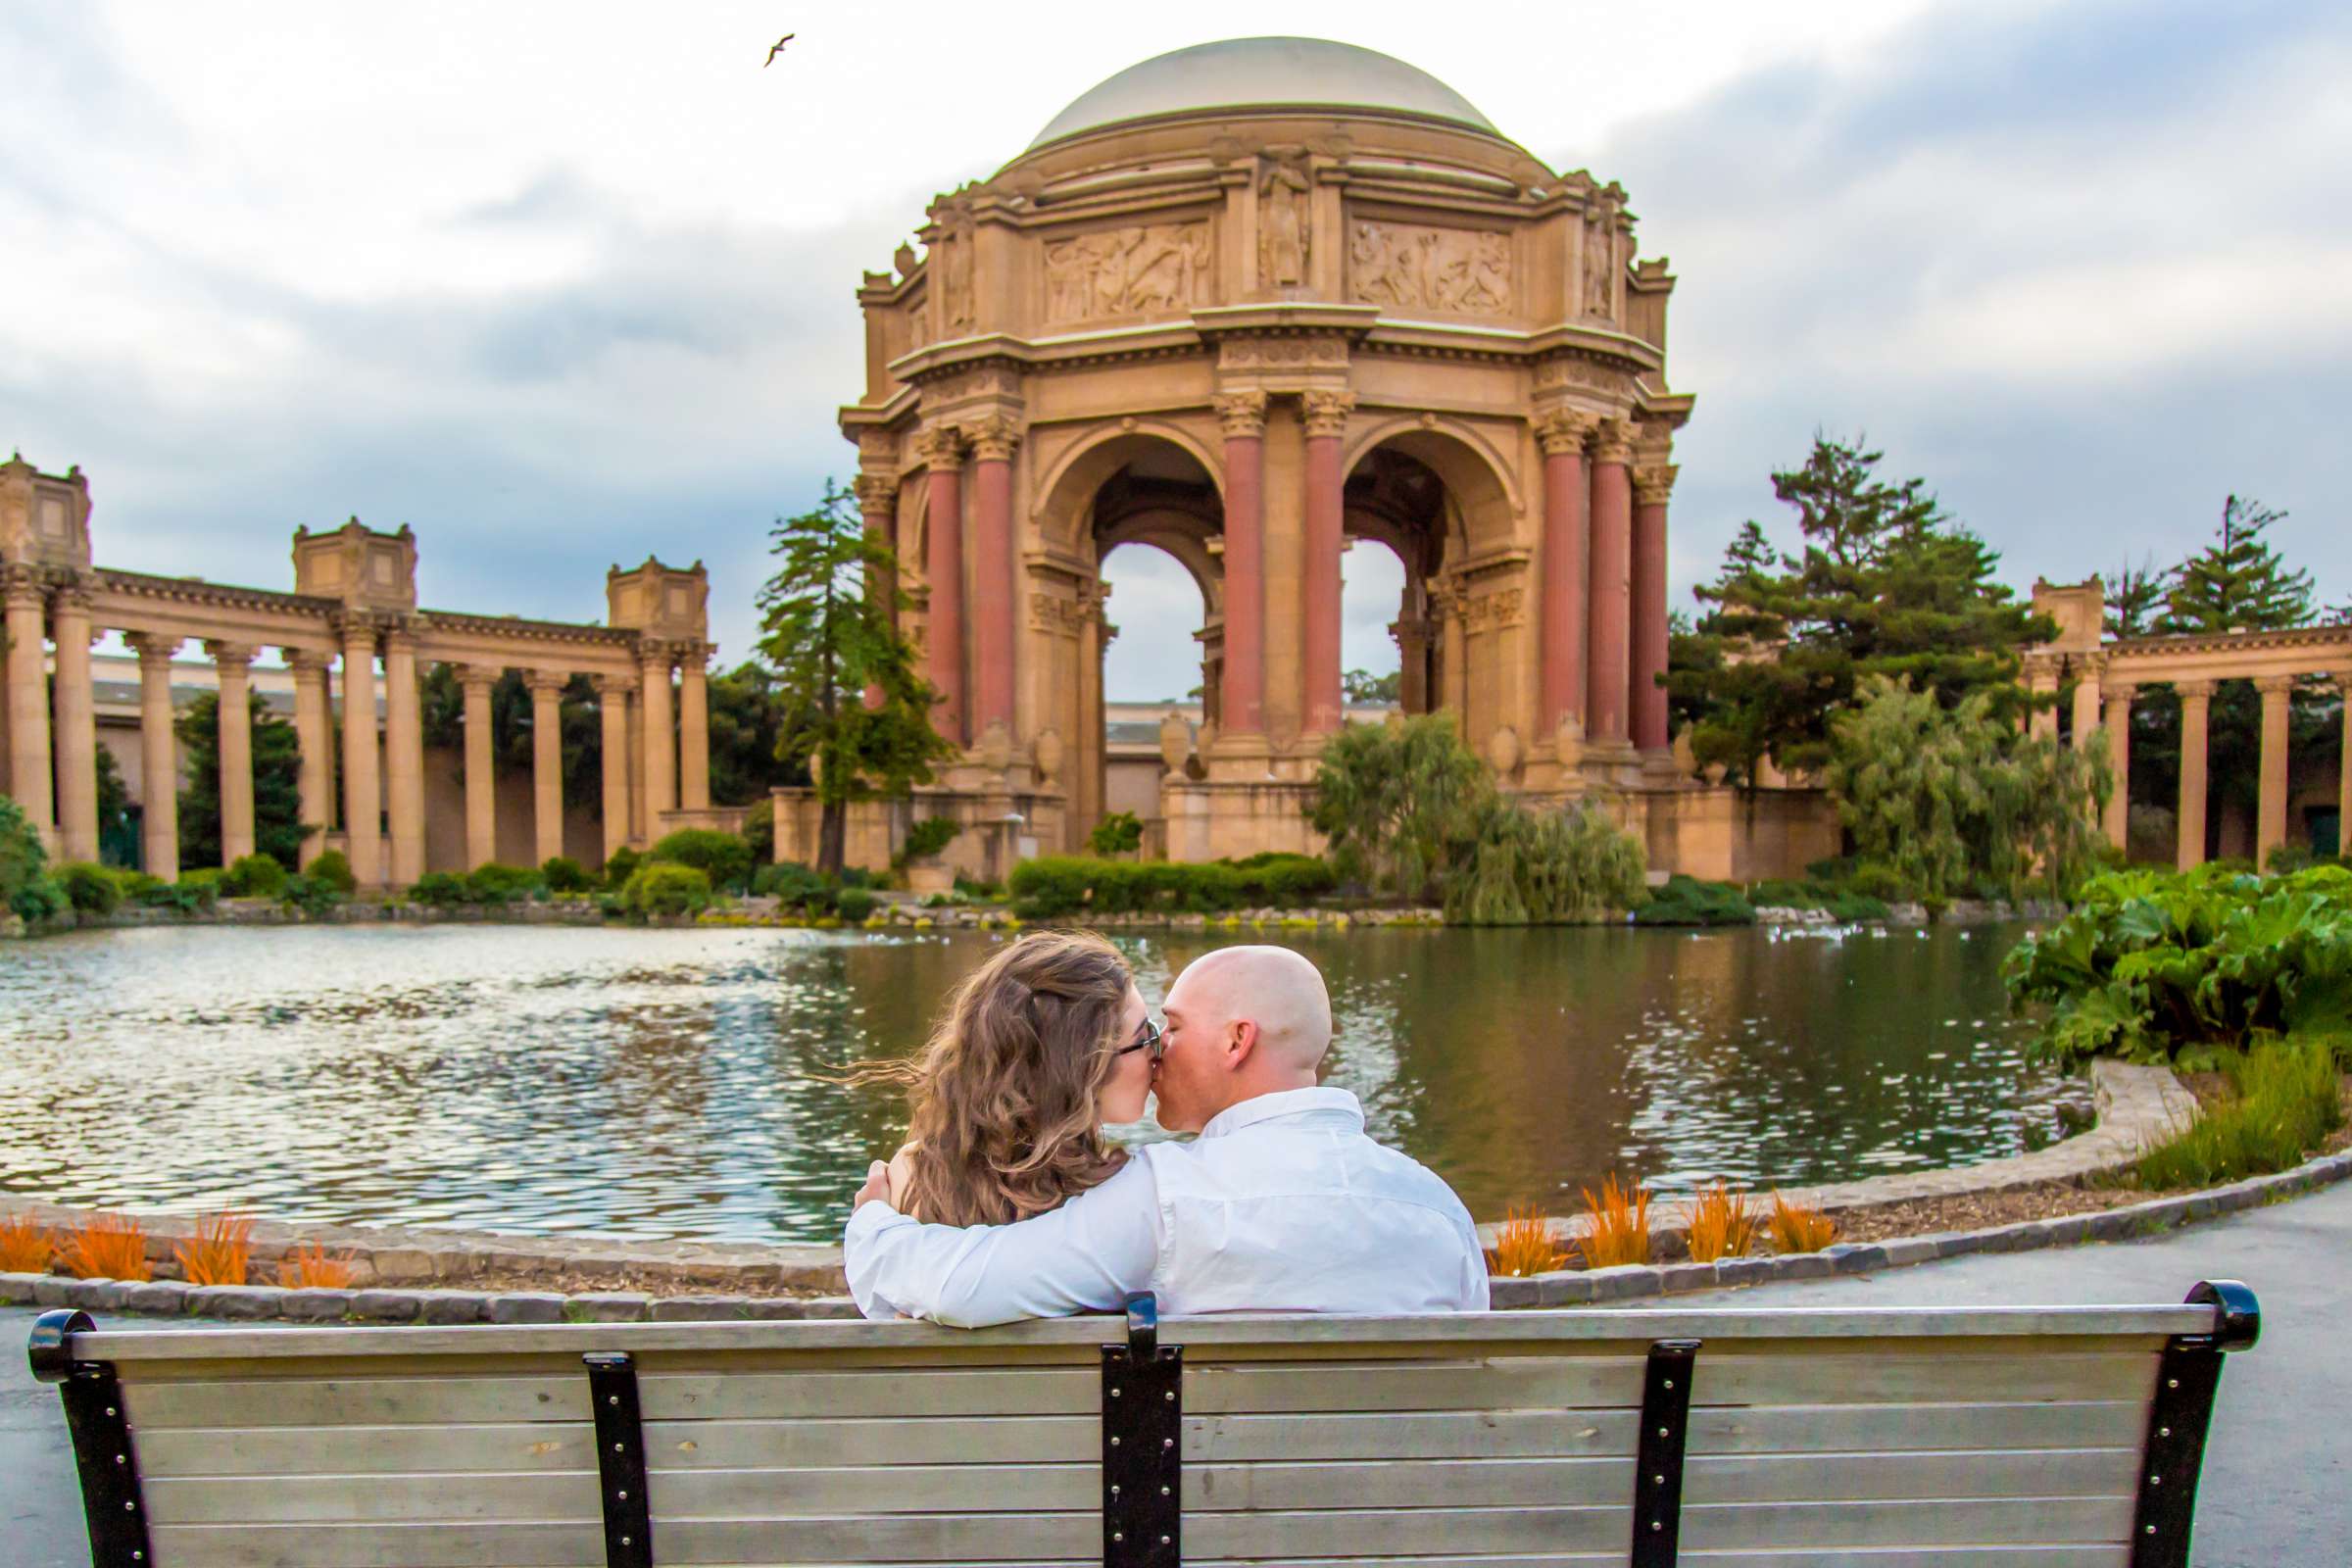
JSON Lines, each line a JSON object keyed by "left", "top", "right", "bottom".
{"left": 0, "top": 1270, "right": 863, "bottom": 1324}
{"left": 1486, "top": 1148, "right": 2352, "bottom": 1309}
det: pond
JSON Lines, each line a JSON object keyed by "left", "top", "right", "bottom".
{"left": 0, "top": 922, "right": 2084, "bottom": 1245}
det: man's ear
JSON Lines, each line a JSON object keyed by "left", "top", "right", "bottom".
{"left": 1226, "top": 1017, "right": 1259, "bottom": 1069}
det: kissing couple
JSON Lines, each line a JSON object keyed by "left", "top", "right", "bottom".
{"left": 846, "top": 930, "right": 1490, "bottom": 1324}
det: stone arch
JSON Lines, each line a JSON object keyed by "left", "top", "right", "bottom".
{"left": 1341, "top": 415, "right": 1523, "bottom": 548}
{"left": 1031, "top": 420, "right": 1225, "bottom": 546}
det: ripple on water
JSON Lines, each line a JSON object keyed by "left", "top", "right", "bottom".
{"left": 0, "top": 922, "right": 2088, "bottom": 1242}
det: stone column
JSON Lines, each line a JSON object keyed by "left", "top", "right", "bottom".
{"left": 2101, "top": 683, "right": 2134, "bottom": 851}
{"left": 1535, "top": 412, "right": 1591, "bottom": 744}
{"left": 338, "top": 617, "right": 382, "bottom": 887}
{"left": 2027, "top": 662, "right": 2061, "bottom": 742}
{"left": 287, "top": 651, "right": 333, "bottom": 866}
{"left": 206, "top": 641, "right": 257, "bottom": 866}
{"left": 595, "top": 672, "right": 635, "bottom": 864}
{"left": 856, "top": 470, "right": 900, "bottom": 621}
{"left": 1432, "top": 579, "right": 1469, "bottom": 717}
{"left": 52, "top": 588, "right": 100, "bottom": 863}
{"left": 678, "top": 651, "right": 710, "bottom": 811}
{"left": 459, "top": 664, "right": 500, "bottom": 869}
{"left": 527, "top": 670, "right": 567, "bottom": 866}
{"left": 1300, "top": 391, "right": 1354, "bottom": 736}
{"left": 382, "top": 629, "right": 425, "bottom": 887}
{"left": 132, "top": 633, "right": 181, "bottom": 881}
{"left": 1631, "top": 462, "right": 1678, "bottom": 753}
{"left": 625, "top": 683, "right": 646, "bottom": 843}
{"left": 1214, "top": 392, "right": 1268, "bottom": 735}
{"left": 919, "top": 426, "right": 966, "bottom": 745}
{"left": 2176, "top": 679, "right": 2214, "bottom": 871}
{"left": 2, "top": 568, "right": 52, "bottom": 842}
{"left": 2070, "top": 656, "right": 2103, "bottom": 748}
{"left": 1584, "top": 418, "right": 1635, "bottom": 746}
{"left": 967, "top": 417, "right": 1020, "bottom": 743}
{"left": 2339, "top": 666, "right": 2352, "bottom": 861}
{"left": 1391, "top": 616, "right": 1431, "bottom": 714}
{"left": 2255, "top": 674, "right": 2293, "bottom": 864}
{"left": 639, "top": 643, "right": 676, "bottom": 832}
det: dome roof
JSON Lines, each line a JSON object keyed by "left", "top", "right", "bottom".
{"left": 1027, "top": 37, "right": 1498, "bottom": 150}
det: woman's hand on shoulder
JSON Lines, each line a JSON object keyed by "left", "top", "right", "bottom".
{"left": 887, "top": 1146, "right": 918, "bottom": 1208}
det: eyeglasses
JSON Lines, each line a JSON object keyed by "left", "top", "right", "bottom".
{"left": 1114, "top": 1017, "right": 1164, "bottom": 1063}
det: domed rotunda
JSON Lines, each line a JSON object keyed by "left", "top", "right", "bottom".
{"left": 832, "top": 37, "right": 1717, "bottom": 869}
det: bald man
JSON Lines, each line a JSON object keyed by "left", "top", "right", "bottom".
{"left": 846, "top": 944, "right": 1490, "bottom": 1325}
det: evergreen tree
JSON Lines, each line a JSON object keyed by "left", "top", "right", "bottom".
{"left": 176, "top": 691, "right": 310, "bottom": 870}
{"left": 2103, "top": 555, "right": 2174, "bottom": 641}
{"left": 1665, "top": 436, "right": 2052, "bottom": 786}
{"left": 418, "top": 664, "right": 603, "bottom": 809}
{"left": 755, "top": 480, "right": 956, "bottom": 875}
{"left": 707, "top": 661, "right": 809, "bottom": 808}
{"left": 2157, "top": 496, "right": 2313, "bottom": 635}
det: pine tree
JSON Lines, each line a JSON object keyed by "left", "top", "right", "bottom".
{"left": 1664, "top": 436, "right": 2052, "bottom": 786}
{"left": 2158, "top": 496, "right": 2313, "bottom": 635}
{"left": 2104, "top": 555, "right": 2174, "bottom": 641}
{"left": 755, "top": 480, "right": 957, "bottom": 875}
{"left": 176, "top": 691, "right": 310, "bottom": 870}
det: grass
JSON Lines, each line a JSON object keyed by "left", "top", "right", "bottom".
{"left": 2131, "top": 1039, "right": 2344, "bottom": 1189}
{"left": 1578, "top": 1174, "right": 1652, "bottom": 1268}
{"left": 174, "top": 1211, "right": 257, "bottom": 1286}
{"left": 1767, "top": 1194, "right": 1838, "bottom": 1254}
{"left": 59, "top": 1214, "right": 153, "bottom": 1281}
{"left": 1683, "top": 1182, "right": 1759, "bottom": 1261}
{"left": 1492, "top": 1205, "right": 1567, "bottom": 1277}
{"left": 0, "top": 1214, "right": 54, "bottom": 1273}
{"left": 275, "top": 1242, "right": 359, "bottom": 1290}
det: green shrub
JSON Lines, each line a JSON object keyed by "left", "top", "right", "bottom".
{"left": 278, "top": 874, "right": 341, "bottom": 915}
{"left": 839, "top": 865, "right": 875, "bottom": 891}
{"left": 135, "top": 872, "right": 219, "bottom": 915}
{"left": 1008, "top": 857, "right": 1266, "bottom": 918}
{"left": 308, "top": 848, "right": 358, "bottom": 895}
{"left": 647, "top": 828, "right": 755, "bottom": 891}
{"left": 954, "top": 871, "right": 1002, "bottom": 900}
{"left": 1448, "top": 803, "right": 1649, "bottom": 926}
{"left": 602, "top": 845, "right": 643, "bottom": 891}
{"left": 2129, "top": 1039, "right": 2343, "bottom": 1188}
{"left": 464, "top": 862, "right": 541, "bottom": 905}
{"left": 408, "top": 871, "right": 468, "bottom": 907}
{"left": 1633, "top": 875, "right": 1756, "bottom": 927}
{"left": 1846, "top": 860, "right": 1913, "bottom": 902}
{"left": 57, "top": 861, "right": 123, "bottom": 916}
{"left": 621, "top": 861, "right": 712, "bottom": 918}
{"left": 1826, "top": 892, "right": 1892, "bottom": 922}
{"left": 1086, "top": 811, "right": 1144, "bottom": 857}
{"left": 2004, "top": 861, "right": 2352, "bottom": 1068}
{"left": 222, "top": 854, "right": 289, "bottom": 899}
{"left": 901, "top": 816, "right": 962, "bottom": 862}
{"left": 0, "top": 796, "right": 67, "bottom": 923}
{"left": 541, "top": 856, "right": 592, "bottom": 894}
{"left": 742, "top": 804, "right": 775, "bottom": 865}
{"left": 754, "top": 860, "right": 831, "bottom": 909}
{"left": 836, "top": 887, "right": 880, "bottom": 922}
{"left": 1225, "top": 853, "right": 1336, "bottom": 906}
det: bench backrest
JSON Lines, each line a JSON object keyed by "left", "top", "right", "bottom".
{"left": 33, "top": 1281, "right": 2257, "bottom": 1568}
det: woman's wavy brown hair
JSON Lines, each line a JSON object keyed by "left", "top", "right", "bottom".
{"left": 860, "top": 930, "right": 1137, "bottom": 1227}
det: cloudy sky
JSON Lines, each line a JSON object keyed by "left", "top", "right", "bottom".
{"left": 4, "top": 1, "right": 2345, "bottom": 699}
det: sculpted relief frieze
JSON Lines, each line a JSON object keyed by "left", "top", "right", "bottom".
{"left": 1348, "top": 221, "right": 1512, "bottom": 316}
{"left": 1044, "top": 221, "right": 1213, "bottom": 323}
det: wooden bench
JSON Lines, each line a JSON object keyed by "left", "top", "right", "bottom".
{"left": 32, "top": 1279, "right": 2257, "bottom": 1568}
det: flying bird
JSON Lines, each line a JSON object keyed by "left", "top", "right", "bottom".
{"left": 764, "top": 33, "right": 795, "bottom": 66}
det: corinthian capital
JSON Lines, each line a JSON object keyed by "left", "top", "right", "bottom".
{"left": 1633, "top": 465, "right": 1680, "bottom": 508}
{"left": 1591, "top": 417, "right": 1637, "bottom": 466}
{"left": 967, "top": 416, "right": 1022, "bottom": 464}
{"left": 914, "top": 424, "right": 965, "bottom": 468}
{"left": 1213, "top": 391, "right": 1269, "bottom": 440}
{"left": 1535, "top": 410, "right": 1596, "bottom": 458}
{"left": 1300, "top": 390, "right": 1355, "bottom": 440}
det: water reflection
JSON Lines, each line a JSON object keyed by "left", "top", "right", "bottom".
{"left": 0, "top": 922, "right": 2083, "bottom": 1243}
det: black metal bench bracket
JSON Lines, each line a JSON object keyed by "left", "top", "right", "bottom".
{"left": 585, "top": 1351, "right": 654, "bottom": 1568}
{"left": 32, "top": 1309, "right": 155, "bottom": 1568}
{"left": 1632, "top": 1338, "right": 1702, "bottom": 1568}
{"left": 2131, "top": 1280, "right": 2260, "bottom": 1568}
{"left": 1103, "top": 1292, "right": 1182, "bottom": 1568}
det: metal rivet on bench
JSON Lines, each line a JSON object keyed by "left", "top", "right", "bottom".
{"left": 1110, "top": 1435, "right": 1120, "bottom": 1446}
{"left": 1109, "top": 1485, "right": 1119, "bottom": 1495}
{"left": 1161, "top": 1486, "right": 1170, "bottom": 1496}
{"left": 1163, "top": 1438, "right": 1173, "bottom": 1448}
{"left": 2160, "top": 1426, "right": 2172, "bottom": 1437}
{"left": 1111, "top": 1386, "right": 1122, "bottom": 1396}
{"left": 1112, "top": 1531, "right": 1124, "bottom": 1543}
{"left": 1164, "top": 1390, "right": 1175, "bottom": 1401}
{"left": 609, "top": 1395, "right": 618, "bottom": 1405}
{"left": 2149, "top": 1474, "right": 2162, "bottom": 1486}
{"left": 1160, "top": 1534, "right": 1171, "bottom": 1544}
{"left": 2169, "top": 1378, "right": 2180, "bottom": 1389}
{"left": 1651, "top": 1521, "right": 1663, "bottom": 1532}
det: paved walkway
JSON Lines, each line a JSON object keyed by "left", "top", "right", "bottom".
{"left": 9, "top": 1184, "right": 2347, "bottom": 1566}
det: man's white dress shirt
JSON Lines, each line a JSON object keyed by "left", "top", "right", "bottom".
{"left": 845, "top": 1086, "right": 1491, "bottom": 1325}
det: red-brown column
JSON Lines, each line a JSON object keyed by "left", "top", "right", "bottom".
{"left": 1300, "top": 391, "right": 1354, "bottom": 735}
{"left": 1536, "top": 413, "right": 1592, "bottom": 741}
{"left": 1584, "top": 418, "right": 1636, "bottom": 746}
{"left": 968, "top": 418, "right": 1021, "bottom": 738}
{"left": 1630, "top": 461, "right": 1677, "bottom": 752}
{"left": 919, "top": 427, "right": 966, "bottom": 745}
{"left": 1214, "top": 392, "right": 1269, "bottom": 734}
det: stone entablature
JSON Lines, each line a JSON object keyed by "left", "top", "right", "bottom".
{"left": 0, "top": 454, "right": 715, "bottom": 884}
{"left": 837, "top": 41, "right": 1697, "bottom": 858}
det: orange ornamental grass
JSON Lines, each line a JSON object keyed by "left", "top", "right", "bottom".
{"left": 1577, "top": 1174, "right": 1652, "bottom": 1269}
{"left": 1491, "top": 1205, "right": 1567, "bottom": 1278}
{"left": 1683, "top": 1181, "right": 1760, "bottom": 1263}
{"left": 276, "top": 1243, "right": 359, "bottom": 1290}
{"left": 1768, "top": 1193, "right": 1838, "bottom": 1255}
{"left": 59, "top": 1214, "right": 153, "bottom": 1282}
{"left": 174, "top": 1211, "right": 257, "bottom": 1287}
{"left": 0, "top": 1213, "right": 55, "bottom": 1273}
